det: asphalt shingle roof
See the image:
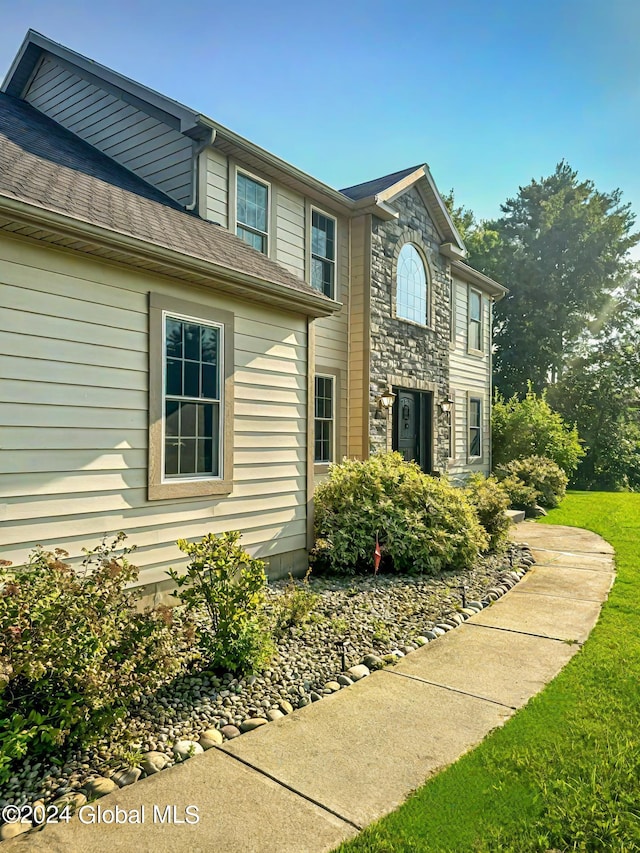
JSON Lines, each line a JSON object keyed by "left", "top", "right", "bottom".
{"left": 0, "top": 93, "right": 333, "bottom": 304}
{"left": 339, "top": 165, "right": 423, "bottom": 201}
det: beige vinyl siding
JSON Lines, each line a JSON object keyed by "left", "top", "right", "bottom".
{"left": 275, "top": 187, "right": 306, "bottom": 277}
{"left": 347, "top": 215, "right": 369, "bottom": 459}
{"left": 313, "top": 212, "right": 349, "bottom": 487}
{"left": 0, "top": 234, "right": 309, "bottom": 585}
{"left": 204, "top": 147, "right": 228, "bottom": 227}
{"left": 448, "top": 275, "right": 491, "bottom": 479}
{"left": 24, "top": 54, "right": 194, "bottom": 206}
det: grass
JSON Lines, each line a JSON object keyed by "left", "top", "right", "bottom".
{"left": 337, "top": 492, "right": 640, "bottom": 852}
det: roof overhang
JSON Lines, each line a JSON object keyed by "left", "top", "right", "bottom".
{"left": 349, "top": 164, "right": 468, "bottom": 252}
{"left": 0, "top": 193, "right": 339, "bottom": 318}
{"left": 210, "top": 126, "right": 356, "bottom": 215}
{"left": 450, "top": 259, "right": 508, "bottom": 301}
{"left": 2, "top": 30, "right": 356, "bottom": 216}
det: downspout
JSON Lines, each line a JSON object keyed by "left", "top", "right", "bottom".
{"left": 489, "top": 298, "right": 494, "bottom": 474}
{"left": 184, "top": 126, "right": 217, "bottom": 213}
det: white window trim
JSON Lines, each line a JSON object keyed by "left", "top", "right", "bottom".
{"left": 467, "top": 287, "right": 484, "bottom": 355}
{"left": 447, "top": 396, "right": 456, "bottom": 462}
{"left": 314, "top": 373, "right": 335, "bottom": 465}
{"left": 148, "top": 293, "right": 234, "bottom": 501}
{"left": 161, "top": 309, "right": 224, "bottom": 485}
{"left": 309, "top": 205, "right": 338, "bottom": 300}
{"left": 467, "top": 394, "right": 483, "bottom": 463}
{"left": 235, "top": 166, "right": 271, "bottom": 255}
{"left": 449, "top": 276, "right": 456, "bottom": 349}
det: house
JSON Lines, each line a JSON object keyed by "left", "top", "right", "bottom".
{"left": 0, "top": 31, "right": 507, "bottom": 597}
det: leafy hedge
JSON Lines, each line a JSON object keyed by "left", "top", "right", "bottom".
{"left": 492, "top": 388, "right": 584, "bottom": 476}
{"left": 0, "top": 535, "right": 195, "bottom": 786}
{"left": 313, "top": 452, "right": 489, "bottom": 574}
{"left": 498, "top": 473, "right": 539, "bottom": 514}
{"left": 497, "top": 455, "right": 568, "bottom": 509}
{"left": 465, "top": 474, "right": 511, "bottom": 552}
{"left": 168, "top": 531, "right": 274, "bottom": 674}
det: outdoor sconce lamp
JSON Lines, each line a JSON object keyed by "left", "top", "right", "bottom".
{"left": 439, "top": 398, "right": 454, "bottom": 415}
{"left": 376, "top": 387, "right": 396, "bottom": 411}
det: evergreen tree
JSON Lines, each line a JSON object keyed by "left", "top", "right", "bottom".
{"left": 447, "top": 163, "right": 639, "bottom": 398}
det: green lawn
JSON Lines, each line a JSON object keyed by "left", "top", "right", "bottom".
{"left": 337, "top": 492, "right": 640, "bottom": 852}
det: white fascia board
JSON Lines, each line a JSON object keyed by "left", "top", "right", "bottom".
{"left": 421, "top": 165, "right": 467, "bottom": 253}
{"left": 451, "top": 259, "right": 508, "bottom": 300}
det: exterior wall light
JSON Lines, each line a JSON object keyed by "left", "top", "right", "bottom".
{"left": 439, "top": 398, "right": 454, "bottom": 414}
{"left": 376, "top": 387, "right": 396, "bottom": 411}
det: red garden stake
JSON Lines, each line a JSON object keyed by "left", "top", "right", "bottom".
{"left": 374, "top": 532, "right": 381, "bottom": 576}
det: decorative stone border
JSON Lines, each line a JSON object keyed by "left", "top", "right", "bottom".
{"left": 0, "top": 544, "right": 535, "bottom": 843}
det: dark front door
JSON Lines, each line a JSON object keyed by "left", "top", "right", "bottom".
{"left": 392, "top": 389, "right": 433, "bottom": 473}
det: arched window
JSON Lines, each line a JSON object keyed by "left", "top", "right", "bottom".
{"left": 396, "top": 243, "right": 428, "bottom": 324}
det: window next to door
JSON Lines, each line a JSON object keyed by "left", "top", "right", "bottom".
{"left": 314, "top": 375, "right": 334, "bottom": 464}
{"left": 468, "top": 396, "right": 482, "bottom": 461}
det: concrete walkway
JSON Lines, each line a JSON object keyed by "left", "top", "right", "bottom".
{"left": 6, "top": 524, "right": 615, "bottom": 853}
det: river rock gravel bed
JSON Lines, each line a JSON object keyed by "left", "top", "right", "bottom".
{"left": 0, "top": 541, "right": 534, "bottom": 828}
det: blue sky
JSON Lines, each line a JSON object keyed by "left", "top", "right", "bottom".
{"left": 2, "top": 0, "right": 639, "bottom": 258}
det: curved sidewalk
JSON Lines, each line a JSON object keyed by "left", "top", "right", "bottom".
{"left": 6, "top": 524, "right": 615, "bottom": 853}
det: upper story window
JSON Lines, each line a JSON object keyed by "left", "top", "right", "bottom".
{"left": 449, "top": 277, "right": 456, "bottom": 343}
{"left": 396, "top": 243, "right": 428, "bottom": 325}
{"left": 468, "top": 288, "right": 483, "bottom": 352}
{"left": 237, "top": 171, "right": 269, "bottom": 254}
{"left": 311, "top": 210, "right": 336, "bottom": 298}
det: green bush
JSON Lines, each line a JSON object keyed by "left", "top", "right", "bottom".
{"left": 497, "top": 455, "right": 568, "bottom": 508}
{"left": 168, "top": 531, "right": 274, "bottom": 674}
{"left": 492, "top": 387, "right": 584, "bottom": 475}
{"left": 498, "top": 473, "right": 539, "bottom": 513}
{"left": 312, "top": 452, "right": 488, "bottom": 574}
{"left": 270, "top": 569, "right": 319, "bottom": 638}
{"left": 0, "top": 536, "right": 194, "bottom": 786}
{"left": 465, "top": 474, "right": 511, "bottom": 552}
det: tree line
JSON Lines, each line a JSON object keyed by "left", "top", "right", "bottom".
{"left": 445, "top": 161, "right": 640, "bottom": 490}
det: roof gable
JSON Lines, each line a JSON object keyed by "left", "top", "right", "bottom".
{"left": 2, "top": 30, "right": 353, "bottom": 212}
{"left": 339, "top": 166, "right": 423, "bottom": 201}
{"left": 342, "top": 163, "right": 467, "bottom": 254}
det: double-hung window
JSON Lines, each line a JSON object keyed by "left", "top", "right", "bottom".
{"left": 447, "top": 399, "right": 456, "bottom": 460}
{"left": 237, "top": 171, "right": 269, "bottom": 254}
{"left": 314, "top": 375, "right": 334, "bottom": 463}
{"left": 164, "top": 315, "right": 221, "bottom": 478}
{"left": 311, "top": 210, "right": 336, "bottom": 298}
{"left": 468, "top": 397, "right": 482, "bottom": 460}
{"left": 468, "top": 288, "right": 482, "bottom": 352}
{"left": 449, "top": 277, "right": 456, "bottom": 344}
{"left": 148, "top": 293, "right": 234, "bottom": 500}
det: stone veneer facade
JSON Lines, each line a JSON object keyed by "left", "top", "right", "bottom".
{"left": 368, "top": 186, "right": 451, "bottom": 473}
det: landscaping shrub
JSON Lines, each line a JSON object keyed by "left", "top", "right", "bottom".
{"left": 0, "top": 535, "right": 194, "bottom": 786}
{"left": 465, "top": 474, "right": 511, "bottom": 552}
{"left": 498, "top": 473, "right": 539, "bottom": 514}
{"left": 492, "top": 387, "right": 584, "bottom": 475}
{"left": 497, "top": 455, "right": 568, "bottom": 508}
{"left": 270, "top": 569, "right": 319, "bottom": 638}
{"left": 312, "top": 452, "right": 488, "bottom": 574}
{"left": 168, "top": 531, "right": 274, "bottom": 674}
